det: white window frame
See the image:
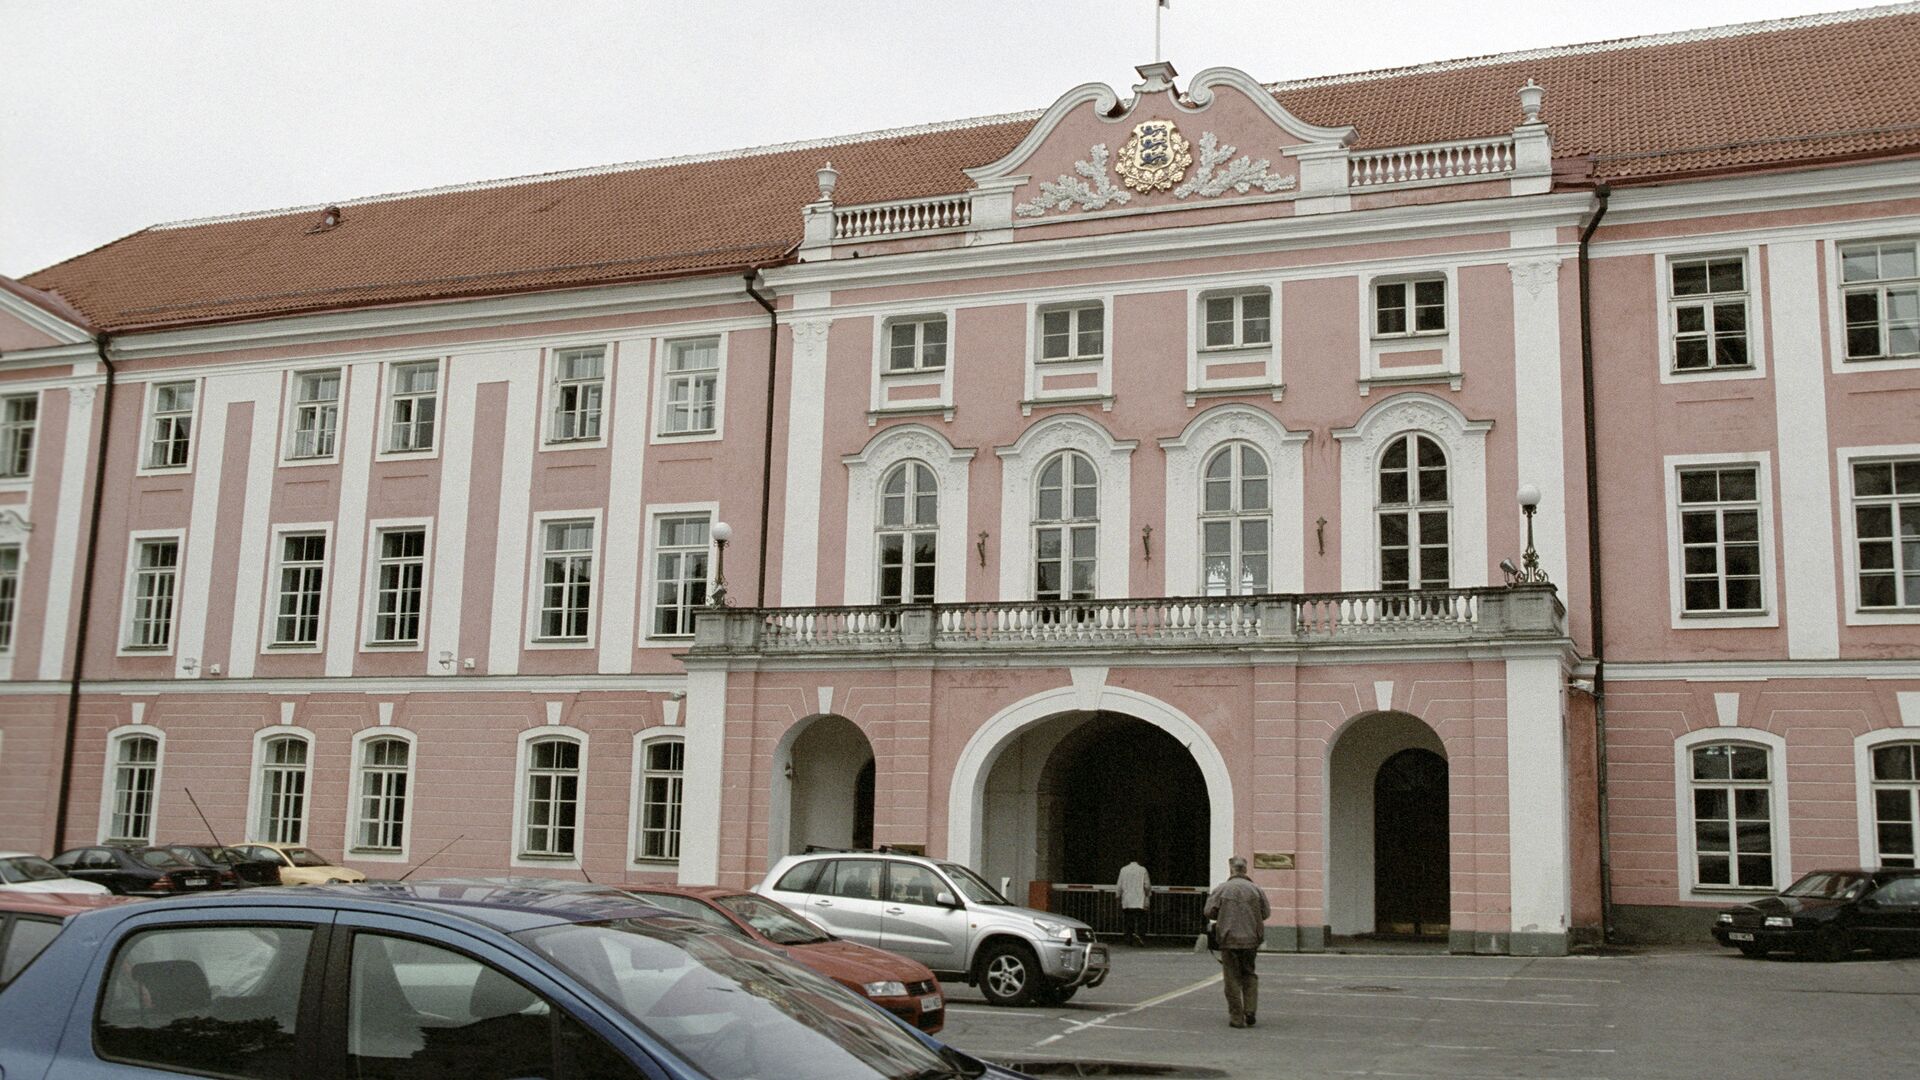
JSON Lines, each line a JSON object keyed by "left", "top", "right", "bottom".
{"left": 1199, "top": 441, "right": 1274, "bottom": 597}
{"left": 378, "top": 359, "right": 444, "bottom": 458}
{"left": 1673, "top": 727, "right": 1789, "bottom": 901}
{"left": 511, "top": 726, "right": 588, "bottom": 868}
{"left": 1828, "top": 231, "right": 1920, "bottom": 373}
{"left": 97, "top": 725, "right": 165, "bottom": 845}
{"left": 994, "top": 415, "right": 1135, "bottom": 600}
{"left": 361, "top": 519, "right": 432, "bottom": 650}
{"left": 137, "top": 379, "right": 201, "bottom": 476}
{"left": 282, "top": 368, "right": 343, "bottom": 464}
{"left": 1361, "top": 270, "right": 1460, "bottom": 386}
{"left": 841, "top": 424, "right": 974, "bottom": 606}
{"left": 629, "top": 731, "right": 685, "bottom": 865}
{"left": 247, "top": 726, "right": 315, "bottom": 846}
{"left": 876, "top": 460, "right": 939, "bottom": 606}
{"left": 1662, "top": 452, "right": 1778, "bottom": 629}
{"left": 1655, "top": 246, "right": 1767, "bottom": 383}
{"left": 1856, "top": 729, "right": 1920, "bottom": 869}
{"left": 118, "top": 529, "right": 185, "bottom": 656}
{"left": 0, "top": 391, "right": 39, "bottom": 484}
{"left": 1837, "top": 444, "right": 1920, "bottom": 625}
{"left": 346, "top": 727, "right": 417, "bottom": 863}
{"left": 0, "top": 540, "right": 22, "bottom": 658}
{"left": 1032, "top": 449, "right": 1100, "bottom": 603}
{"left": 870, "top": 309, "right": 958, "bottom": 421}
{"left": 882, "top": 314, "right": 949, "bottom": 373}
{"left": 1024, "top": 298, "right": 1113, "bottom": 411}
{"left": 1159, "top": 404, "right": 1308, "bottom": 597}
{"left": 1835, "top": 237, "right": 1920, "bottom": 365}
{"left": 1187, "top": 285, "right": 1281, "bottom": 402}
{"left": 543, "top": 345, "right": 611, "bottom": 449}
{"left": 1375, "top": 432, "right": 1453, "bottom": 592}
{"left": 526, "top": 510, "right": 602, "bottom": 649}
{"left": 652, "top": 335, "right": 726, "bottom": 443}
{"left": 641, "top": 502, "right": 717, "bottom": 642}
{"left": 1332, "top": 393, "right": 1490, "bottom": 592}
{"left": 263, "top": 524, "right": 331, "bottom": 652}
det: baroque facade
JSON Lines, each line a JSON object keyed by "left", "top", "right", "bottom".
{"left": 3, "top": 8, "right": 1919, "bottom": 954}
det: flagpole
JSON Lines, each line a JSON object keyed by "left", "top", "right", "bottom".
{"left": 1155, "top": 1, "right": 1163, "bottom": 61}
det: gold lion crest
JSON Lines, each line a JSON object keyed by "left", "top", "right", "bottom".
{"left": 1116, "top": 120, "right": 1191, "bottom": 192}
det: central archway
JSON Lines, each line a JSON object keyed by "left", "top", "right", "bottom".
{"left": 1326, "top": 711, "right": 1450, "bottom": 937}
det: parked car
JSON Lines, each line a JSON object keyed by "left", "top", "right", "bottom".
{"left": 1712, "top": 868, "right": 1920, "bottom": 959}
{"left": 0, "top": 882, "right": 1021, "bottom": 1080}
{"left": 758, "top": 850, "right": 1109, "bottom": 1006}
{"left": 227, "top": 841, "right": 367, "bottom": 885}
{"left": 162, "top": 844, "right": 282, "bottom": 887}
{"left": 47, "top": 845, "right": 223, "bottom": 896}
{"left": 0, "top": 893, "right": 135, "bottom": 989}
{"left": 0, "top": 852, "right": 111, "bottom": 895}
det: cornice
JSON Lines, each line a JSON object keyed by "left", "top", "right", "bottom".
{"left": 0, "top": 673, "right": 691, "bottom": 696}
{"left": 0, "top": 287, "right": 92, "bottom": 346}
{"left": 1599, "top": 158, "right": 1920, "bottom": 226}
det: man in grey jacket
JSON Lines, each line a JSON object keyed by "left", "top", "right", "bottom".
{"left": 1202, "top": 856, "right": 1270, "bottom": 1028}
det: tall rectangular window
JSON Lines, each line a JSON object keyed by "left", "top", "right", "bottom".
{"left": 1668, "top": 256, "right": 1749, "bottom": 371}
{"left": 651, "top": 515, "right": 709, "bottom": 636}
{"left": 1202, "top": 291, "right": 1272, "bottom": 349}
{"left": 146, "top": 382, "right": 195, "bottom": 469}
{"left": 1690, "top": 743, "right": 1773, "bottom": 889}
{"left": 355, "top": 737, "right": 409, "bottom": 851}
{"left": 1374, "top": 278, "right": 1446, "bottom": 337}
{"left": 1852, "top": 458, "right": 1920, "bottom": 610}
{"left": 549, "top": 347, "right": 606, "bottom": 442}
{"left": 127, "top": 538, "right": 180, "bottom": 649}
{"left": 0, "top": 394, "right": 36, "bottom": 479}
{"left": 1840, "top": 240, "right": 1919, "bottom": 361}
{"left": 288, "top": 370, "right": 341, "bottom": 459}
{"left": 638, "top": 738, "right": 684, "bottom": 861}
{"left": 660, "top": 338, "right": 719, "bottom": 435}
{"left": 0, "top": 545, "right": 18, "bottom": 652}
{"left": 1038, "top": 304, "right": 1103, "bottom": 362}
{"left": 108, "top": 735, "right": 160, "bottom": 843}
{"left": 1872, "top": 743, "right": 1920, "bottom": 869}
{"left": 538, "top": 519, "right": 595, "bottom": 641}
{"left": 258, "top": 736, "right": 309, "bottom": 845}
{"left": 887, "top": 316, "right": 948, "bottom": 372}
{"left": 1678, "top": 465, "right": 1764, "bottom": 614}
{"left": 386, "top": 362, "right": 438, "bottom": 452}
{"left": 522, "top": 738, "right": 581, "bottom": 857}
{"left": 273, "top": 533, "right": 327, "bottom": 646}
{"left": 372, "top": 529, "right": 426, "bottom": 644}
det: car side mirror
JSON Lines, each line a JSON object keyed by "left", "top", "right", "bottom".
{"left": 936, "top": 891, "right": 959, "bottom": 908}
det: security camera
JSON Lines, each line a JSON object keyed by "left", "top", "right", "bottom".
{"left": 1499, "top": 558, "right": 1520, "bottom": 582}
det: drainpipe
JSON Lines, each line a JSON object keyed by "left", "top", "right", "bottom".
{"left": 743, "top": 273, "right": 779, "bottom": 609}
{"left": 1576, "top": 183, "right": 1613, "bottom": 942}
{"left": 52, "top": 333, "right": 116, "bottom": 853}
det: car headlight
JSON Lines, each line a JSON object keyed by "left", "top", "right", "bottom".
{"left": 862, "top": 981, "right": 908, "bottom": 998}
{"left": 1717, "top": 913, "right": 1734, "bottom": 924}
{"left": 1763, "top": 916, "right": 1794, "bottom": 928}
{"left": 1032, "top": 919, "right": 1075, "bottom": 941}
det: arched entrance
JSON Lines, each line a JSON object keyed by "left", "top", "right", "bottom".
{"left": 1327, "top": 711, "right": 1450, "bottom": 938}
{"left": 770, "top": 715, "right": 875, "bottom": 858}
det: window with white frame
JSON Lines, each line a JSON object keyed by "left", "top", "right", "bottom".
{"left": 1678, "top": 465, "right": 1764, "bottom": 614}
{"left": 0, "top": 394, "right": 36, "bottom": 479}
{"left": 1689, "top": 742, "right": 1775, "bottom": 889}
{"left": 548, "top": 347, "right": 606, "bottom": 442}
{"left": 0, "top": 545, "right": 18, "bottom": 652}
{"left": 538, "top": 519, "right": 595, "bottom": 641}
{"left": 146, "top": 382, "right": 195, "bottom": 469}
{"left": 127, "top": 538, "right": 180, "bottom": 649}
{"left": 386, "top": 362, "right": 438, "bottom": 452}
{"left": 371, "top": 528, "right": 426, "bottom": 644}
{"left": 1034, "top": 451, "right": 1097, "bottom": 601}
{"left": 257, "top": 735, "right": 309, "bottom": 844}
{"left": 287, "top": 370, "right": 340, "bottom": 459}
{"left": 886, "top": 316, "right": 948, "bottom": 372}
{"left": 1373, "top": 278, "right": 1446, "bottom": 338}
{"left": 878, "top": 462, "right": 936, "bottom": 605}
{"left": 1851, "top": 457, "right": 1920, "bottom": 611}
{"left": 1840, "top": 240, "right": 1919, "bottom": 361}
{"left": 107, "top": 734, "right": 160, "bottom": 843}
{"left": 637, "top": 736, "right": 684, "bottom": 861}
{"left": 1377, "top": 433, "right": 1449, "bottom": 591}
{"left": 273, "top": 533, "right": 327, "bottom": 647}
{"left": 1201, "top": 443, "right": 1270, "bottom": 596}
{"left": 1871, "top": 742, "right": 1920, "bottom": 868}
{"left": 522, "top": 737, "right": 581, "bottom": 858}
{"left": 660, "top": 337, "right": 720, "bottom": 435}
{"left": 354, "top": 736, "right": 410, "bottom": 852}
{"left": 1668, "top": 255, "right": 1750, "bottom": 371}
{"left": 1200, "top": 290, "right": 1272, "bottom": 350}
{"left": 651, "top": 515, "right": 709, "bottom": 636}
{"left": 1038, "top": 303, "right": 1104, "bottom": 363}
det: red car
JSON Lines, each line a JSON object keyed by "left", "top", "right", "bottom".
{"left": 622, "top": 884, "right": 947, "bottom": 1033}
{"left": 0, "top": 893, "right": 137, "bottom": 989}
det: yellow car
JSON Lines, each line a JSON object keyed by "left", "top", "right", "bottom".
{"left": 232, "top": 843, "right": 367, "bottom": 886}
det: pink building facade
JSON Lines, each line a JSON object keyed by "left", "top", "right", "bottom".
{"left": 3, "top": 10, "right": 1919, "bottom": 954}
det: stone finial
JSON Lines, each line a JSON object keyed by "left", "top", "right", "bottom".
{"left": 1133, "top": 60, "right": 1178, "bottom": 95}
{"left": 1518, "top": 79, "right": 1545, "bottom": 125}
{"left": 816, "top": 161, "right": 839, "bottom": 202}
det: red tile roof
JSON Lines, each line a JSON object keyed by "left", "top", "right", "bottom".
{"left": 24, "top": 5, "right": 1920, "bottom": 333}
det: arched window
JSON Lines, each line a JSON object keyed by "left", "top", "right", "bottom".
{"left": 107, "top": 735, "right": 160, "bottom": 843}
{"left": 354, "top": 737, "right": 411, "bottom": 853}
{"left": 1034, "top": 451, "right": 1098, "bottom": 602}
{"left": 1201, "top": 443, "right": 1270, "bottom": 596}
{"left": 1378, "top": 433, "right": 1450, "bottom": 591}
{"left": 522, "top": 737, "right": 582, "bottom": 858}
{"left": 878, "top": 461, "right": 937, "bottom": 604}
{"left": 1871, "top": 742, "right": 1920, "bottom": 868}
{"left": 1689, "top": 742, "right": 1774, "bottom": 889}
{"left": 258, "top": 735, "right": 310, "bottom": 844}
{"left": 637, "top": 736, "right": 685, "bottom": 862}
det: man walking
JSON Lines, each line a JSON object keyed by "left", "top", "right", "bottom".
{"left": 1203, "top": 855, "right": 1270, "bottom": 1028}
{"left": 1116, "top": 858, "right": 1151, "bottom": 946}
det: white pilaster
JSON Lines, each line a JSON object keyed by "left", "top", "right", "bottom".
{"left": 781, "top": 318, "right": 831, "bottom": 606}
{"left": 176, "top": 372, "right": 280, "bottom": 675}
{"left": 226, "top": 376, "right": 287, "bottom": 678}
{"left": 1509, "top": 256, "right": 1569, "bottom": 592}
{"left": 483, "top": 350, "right": 540, "bottom": 674}
{"left": 1506, "top": 652, "right": 1571, "bottom": 952}
{"left": 677, "top": 667, "right": 728, "bottom": 884}
{"left": 1768, "top": 240, "right": 1841, "bottom": 658}
{"left": 37, "top": 383, "right": 99, "bottom": 679}
{"left": 325, "top": 364, "right": 380, "bottom": 676}
{"left": 597, "top": 337, "right": 653, "bottom": 674}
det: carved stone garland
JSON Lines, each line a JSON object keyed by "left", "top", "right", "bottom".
{"left": 1173, "top": 133, "right": 1298, "bottom": 199}
{"left": 1014, "top": 145, "right": 1132, "bottom": 218}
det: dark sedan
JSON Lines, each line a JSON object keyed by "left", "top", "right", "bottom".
{"left": 163, "top": 843, "right": 282, "bottom": 887}
{"left": 47, "top": 845, "right": 223, "bottom": 896}
{"left": 1713, "top": 868, "right": 1920, "bottom": 959}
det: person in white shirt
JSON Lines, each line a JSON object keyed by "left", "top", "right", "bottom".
{"left": 1116, "top": 859, "right": 1151, "bottom": 946}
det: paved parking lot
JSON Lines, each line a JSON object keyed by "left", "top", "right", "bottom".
{"left": 940, "top": 945, "right": 1920, "bottom": 1078}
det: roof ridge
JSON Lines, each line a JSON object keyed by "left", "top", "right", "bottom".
{"left": 1268, "top": 2, "right": 1920, "bottom": 89}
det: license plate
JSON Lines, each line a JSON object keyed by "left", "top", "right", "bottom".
{"left": 1088, "top": 945, "right": 1109, "bottom": 966}
{"left": 1728, "top": 932, "right": 1754, "bottom": 942}
{"left": 183, "top": 877, "right": 209, "bottom": 887}
{"left": 919, "top": 994, "right": 942, "bottom": 1012}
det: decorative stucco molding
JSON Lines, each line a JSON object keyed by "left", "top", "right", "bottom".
{"left": 1174, "top": 133, "right": 1299, "bottom": 198}
{"left": 0, "top": 509, "right": 31, "bottom": 538}
{"left": 842, "top": 424, "right": 976, "bottom": 605}
{"left": 1014, "top": 145, "right": 1132, "bottom": 217}
{"left": 1508, "top": 258, "right": 1561, "bottom": 299}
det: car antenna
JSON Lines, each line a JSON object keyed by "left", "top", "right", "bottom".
{"left": 396, "top": 834, "right": 465, "bottom": 882}
{"left": 182, "top": 787, "right": 226, "bottom": 848}
{"left": 580, "top": 866, "right": 597, "bottom": 885}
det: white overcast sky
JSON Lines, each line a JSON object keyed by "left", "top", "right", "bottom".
{"left": 0, "top": 0, "right": 1873, "bottom": 277}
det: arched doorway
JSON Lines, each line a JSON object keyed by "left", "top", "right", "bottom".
{"left": 1327, "top": 711, "right": 1450, "bottom": 938}
{"left": 771, "top": 715, "right": 876, "bottom": 857}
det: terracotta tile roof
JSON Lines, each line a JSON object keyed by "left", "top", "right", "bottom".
{"left": 24, "top": 4, "right": 1920, "bottom": 333}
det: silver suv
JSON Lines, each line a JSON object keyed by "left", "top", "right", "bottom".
{"left": 756, "top": 851, "right": 1109, "bottom": 1006}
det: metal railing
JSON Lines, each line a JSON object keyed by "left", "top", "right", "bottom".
{"left": 1047, "top": 884, "right": 1210, "bottom": 940}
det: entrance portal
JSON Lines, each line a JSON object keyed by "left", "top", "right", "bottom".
{"left": 777, "top": 716, "right": 876, "bottom": 855}
{"left": 1372, "top": 748, "right": 1450, "bottom": 936}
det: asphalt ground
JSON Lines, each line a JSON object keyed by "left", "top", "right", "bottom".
{"left": 939, "top": 943, "right": 1920, "bottom": 1079}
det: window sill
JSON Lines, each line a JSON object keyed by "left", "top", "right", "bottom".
{"left": 1019, "top": 393, "right": 1114, "bottom": 416}
{"left": 528, "top": 637, "right": 594, "bottom": 651}
{"left": 1357, "top": 370, "right": 1462, "bottom": 395}
{"left": 881, "top": 366, "right": 948, "bottom": 378}
{"left": 1185, "top": 382, "right": 1285, "bottom": 407}
{"left": 866, "top": 402, "right": 955, "bottom": 426}
{"left": 1034, "top": 355, "right": 1105, "bottom": 366}
{"left": 361, "top": 640, "right": 423, "bottom": 651}
{"left": 516, "top": 852, "right": 580, "bottom": 862}
{"left": 1197, "top": 343, "right": 1273, "bottom": 355}
{"left": 264, "top": 643, "right": 322, "bottom": 653}
{"left": 1688, "top": 885, "right": 1777, "bottom": 895}
{"left": 631, "top": 857, "right": 681, "bottom": 867}
{"left": 1369, "top": 331, "right": 1450, "bottom": 343}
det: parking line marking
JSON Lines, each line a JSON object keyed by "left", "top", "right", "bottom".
{"left": 1033, "top": 973, "right": 1224, "bottom": 1047}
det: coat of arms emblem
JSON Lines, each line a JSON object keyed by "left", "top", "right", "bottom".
{"left": 1116, "top": 120, "right": 1192, "bottom": 192}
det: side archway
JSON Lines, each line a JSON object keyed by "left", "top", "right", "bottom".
{"left": 1326, "top": 710, "right": 1449, "bottom": 937}
{"left": 769, "top": 714, "right": 876, "bottom": 860}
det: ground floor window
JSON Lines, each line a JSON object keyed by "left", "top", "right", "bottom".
{"left": 1872, "top": 742, "right": 1920, "bottom": 868}
{"left": 355, "top": 736, "right": 410, "bottom": 852}
{"left": 258, "top": 735, "right": 309, "bottom": 844}
{"left": 108, "top": 735, "right": 160, "bottom": 843}
{"left": 1690, "top": 742, "right": 1774, "bottom": 888}
{"left": 637, "top": 737, "right": 684, "bottom": 862}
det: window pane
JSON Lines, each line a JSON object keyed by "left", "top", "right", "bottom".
{"left": 97, "top": 926, "right": 311, "bottom": 1079}
{"left": 1672, "top": 261, "right": 1708, "bottom": 295}
{"left": 1737, "top": 855, "right": 1773, "bottom": 886}
{"left": 1707, "top": 259, "right": 1744, "bottom": 293}
{"left": 1874, "top": 745, "right": 1916, "bottom": 781}
{"left": 1693, "top": 749, "right": 1731, "bottom": 781}
{"left": 349, "top": 934, "right": 555, "bottom": 1079}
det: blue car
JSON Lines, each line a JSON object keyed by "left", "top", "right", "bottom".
{"left": 0, "top": 882, "right": 1021, "bottom": 1080}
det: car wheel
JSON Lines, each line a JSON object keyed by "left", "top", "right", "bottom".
{"left": 977, "top": 941, "right": 1041, "bottom": 1007}
{"left": 1735, "top": 942, "right": 1766, "bottom": 957}
{"left": 1810, "top": 925, "right": 1853, "bottom": 962}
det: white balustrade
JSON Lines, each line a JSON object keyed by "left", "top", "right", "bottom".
{"left": 760, "top": 607, "right": 903, "bottom": 649}
{"left": 832, "top": 196, "right": 972, "bottom": 240}
{"left": 1348, "top": 138, "right": 1516, "bottom": 189}
{"left": 1292, "top": 590, "right": 1479, "bottom": 636}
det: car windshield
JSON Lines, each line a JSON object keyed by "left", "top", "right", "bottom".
{"left": 137, "top": 849, "right": 188, "bottom": 868}
{"left": 0, "top": 856, "right": 67, "bottom": 883}
{"left": 285, "top": 848, "right": 330, "bottom": 867}
{"left": 713, "top": 892, "right": 833, "bottom": 945}
{"left": 938, "top": 862, "right": 1008, "bottom": 905}
{"left": 516, "top": 918, "right": 977, "bottom": 1080}
{"left": 167, "top": 847, "right": 212, "bottom": 866}
{"left": 1782, "top": 872, "right": 1869, "bottom": 899}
